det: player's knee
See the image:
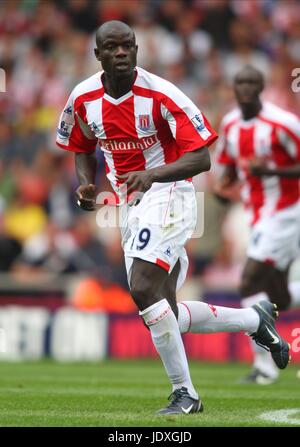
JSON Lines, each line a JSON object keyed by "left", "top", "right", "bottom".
{"left": 240, "top": 268, "right": 267, "bottom": 297}
{"left": 130, "top": 278, "right": 158, "bottom": 310}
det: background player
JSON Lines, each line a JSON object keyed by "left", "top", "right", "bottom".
{"left": 57, "top": 23, "right": 290, "bottom": 413}
{"left": 214, "top": 65, "right": 300, "bottom": 384}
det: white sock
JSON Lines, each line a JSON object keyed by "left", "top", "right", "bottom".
{"left": 140, "top": 298, "right": 198, "bottom": 399}
{"left": 241, "top": 292, "right": 279, "bottom": 378}
{"left": 289, "top": 281, "right": 300, "bottom": 308}
{"left": 177, "top": 301, "right": 259, "bottom": 334}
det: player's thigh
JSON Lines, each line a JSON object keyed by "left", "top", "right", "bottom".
{"left": 240, "top": 257, "right": 273, "bottom": 296}
{"left": 130, "top": 258, "right": 169, "bottom": 311}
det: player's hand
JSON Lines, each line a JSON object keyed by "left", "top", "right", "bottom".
{"left": 214, "top": 177, "right": 241, "bottom": 203}
{"left": 116, "top": 171, "right": 154, "bottom": 199}
{"left": 249, "top": 158, "right": 269, "bottom": 176}
{"left": 214, "top": 174, "right": 236, "bottom": 197}
{"left": 75, "top": 184, "right": 97, "bottom": 211}
{"left": 215, "top": 174, "right": 234, "bottom": 191}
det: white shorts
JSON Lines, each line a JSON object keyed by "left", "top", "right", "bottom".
{"left": 247, "top": 201, "right": 300, "bottom": 271}
{"left": 120, "top": 180, "right": 197, "bottom": 291}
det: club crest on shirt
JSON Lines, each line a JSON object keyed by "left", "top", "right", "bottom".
{"left": 138, "top": 114, "right": 150, "bottom": 131}
{"left": 191, "top": 113, "right": 211, "bottom": 140}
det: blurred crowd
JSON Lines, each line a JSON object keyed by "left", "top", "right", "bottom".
{"left": 0, "top": 0, "right": 299, "bottom": 308}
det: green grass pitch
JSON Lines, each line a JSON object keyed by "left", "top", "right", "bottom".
{"left": 0, "top": 359, "right": 299, "bottom": 427}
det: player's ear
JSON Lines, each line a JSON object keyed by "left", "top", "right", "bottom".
{"left": 94, "top": 48, "right": 101, "bottom": 62}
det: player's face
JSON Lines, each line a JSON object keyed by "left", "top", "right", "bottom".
{"left": 96, "top": 31, "right": 137, "bottom": 79}
{"left": 234, "top": 73, "right": 263, "bottom": 106}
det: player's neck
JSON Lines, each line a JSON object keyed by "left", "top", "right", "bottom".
{"left": 102, "top": 72, "right": 136, "bottom": 99}
{"left": 240, "top": 101, "right": 262, "bottom": 121}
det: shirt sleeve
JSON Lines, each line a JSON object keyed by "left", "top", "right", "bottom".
{"left": 56, "top": 90, "right": 97, "bottom": 153}
{"left": 276, "top": 114, "right": 300, "bottom": 161}
{"left": 160, "top": 85, "right": 218, "bottom": 153}
{"left": 215, "top": 119, "right": 236, "bottom": 166}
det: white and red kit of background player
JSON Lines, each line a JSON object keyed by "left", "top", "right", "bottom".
{"left": 216, "top": 102, "right": 300, "bottom": 270}
{"left": 56, "top": 66, "right": 217, "bottom": 288}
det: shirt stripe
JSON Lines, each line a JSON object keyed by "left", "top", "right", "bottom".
{"left": 217, "top": 102, "right": 300, "bottom": 224}
{"left": 239, "top": 126, "right": 264, "bottom": 224}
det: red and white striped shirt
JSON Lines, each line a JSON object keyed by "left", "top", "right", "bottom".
{"left": 216, "top": 102, "right": 300, "bottom": 225}
{"left": 56, "top": 67, "right": 217, "bottom": 199}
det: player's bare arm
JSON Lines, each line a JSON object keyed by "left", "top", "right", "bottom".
{"left": 75, "top": 152, "right": 97, "bottom": 211}
{"left": 116, "top": 146, "right": 211, "bottom": 195}
{"left": 249, "top": 157, "right": 300, "bottom": 178}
